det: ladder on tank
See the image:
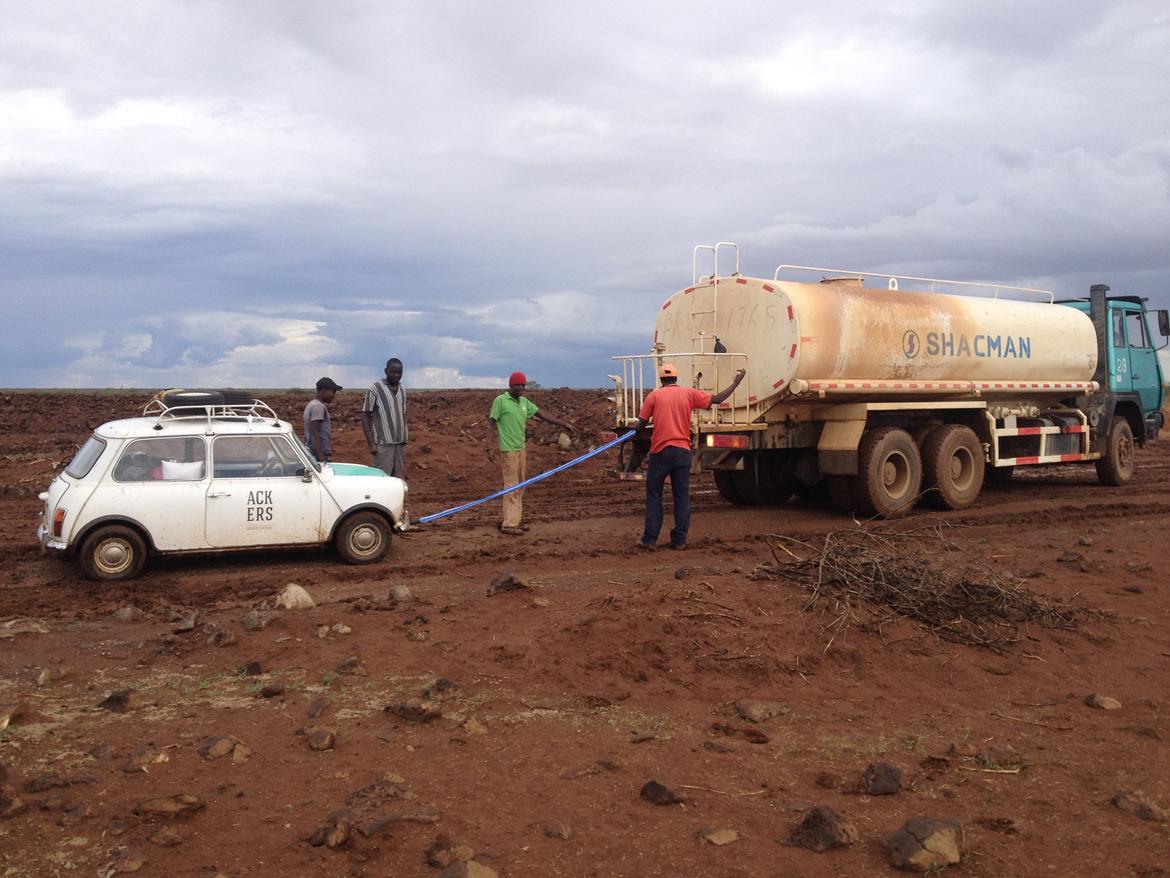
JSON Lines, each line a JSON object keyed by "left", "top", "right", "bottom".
{"left": 689, "top": 242, "right": 748, "bottom": 428}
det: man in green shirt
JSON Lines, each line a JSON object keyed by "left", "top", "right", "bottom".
{"left": 487, "top": 371, "right": 575, "bottom": 535}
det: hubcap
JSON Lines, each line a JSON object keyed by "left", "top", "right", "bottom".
{"left": 95, "top": 539, "right": 132, "bottom": 575}
{"left": 882, "top": 452, "right": 911, "bottom": 498}
{"left": 948, "top": 447, "right": 974, "bottom": 491}
{"left": 350, "top": 525, "right": 381, "bottom": 554}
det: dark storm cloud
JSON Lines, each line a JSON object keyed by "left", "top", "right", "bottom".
{"left": 0, "top": 0, "right": 1167, "bottom": 388}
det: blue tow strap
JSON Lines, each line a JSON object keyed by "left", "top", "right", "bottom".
{"left": 417, "top": 430, "right": 636, "bottom": 525}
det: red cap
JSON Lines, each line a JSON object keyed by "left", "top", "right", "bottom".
{"left": 509, "top": 371, "right": 527, "bottom": 386}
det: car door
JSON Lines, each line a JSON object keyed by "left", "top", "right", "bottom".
{"left": 1108, "top": 306, "right": 1133, "bottom": 394}
{"left": 206, "top": 434, "right": 323, "bottom": 548}
{"left": 82, "top": 436, "right": 210, "bottom": 551}
{"left": 1123, "top": 306, "right": 1161, "bottom": 415}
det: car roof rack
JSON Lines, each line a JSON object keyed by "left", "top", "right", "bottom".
{"left": 143, "top": 397, "right": 281, "bottom": 428}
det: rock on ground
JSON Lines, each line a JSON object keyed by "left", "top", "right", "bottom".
{"left": 390, "top": 584, "right": 412, "bottom": 603}
{"left": 1085, "top": 693, "right": 1123, "bottom": 710}
{"left": 887, "top": 816, "right": 964, "bottom": 871}
{"left": 426, "top": 834, "right": 476, "bottom": 868}
{"left": 863, "top": 762, "right": 903, "bottom": 795}
{"left": 640, "top": 780, "right": 684, "bottom": 806}
{"left": 132, "top": 795, "right": 204, "bottom": 819}
{"left": 734, "top": 699, "right": 789, "bottom": 723}
{"left": 275, "top": 583, "right": 315, "bottom": 610}
{"left": 436, "top": 862, "right": 498, "bottom": 878}
{"left": 97, "top": 690, "right": 141, "bottom": 713}
{"left": 487, "top": 572, "right": 534, "bottom": 596}
{"left": 698, "top": 827, "right": 738, "bottom": 845}
{"left": 787, "top": 806, "right": 859, "bottom": 852}
{"left": 1112, "top": 790, "right": 1168, "bottom": 822}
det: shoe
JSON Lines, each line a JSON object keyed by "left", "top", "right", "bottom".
{"left": 669, "top": 542, "right": 687, "bottom": 551}
{"left": 635, "top": 541, "right": 656, "bottom": 552}
{"left": 500, "top": 526, "right": 525, "bottom": 536}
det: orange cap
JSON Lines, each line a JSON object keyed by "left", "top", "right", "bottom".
{"left": 658, "top": 363, "right": 678, "bottom": 379}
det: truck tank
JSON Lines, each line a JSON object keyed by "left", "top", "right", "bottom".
{"left": 655, "top": 276, "right": 1099, "bottom": 406}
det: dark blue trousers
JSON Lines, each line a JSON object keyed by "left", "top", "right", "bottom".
{"left": 642, "top": 446, "right": 692, "bottom": 547}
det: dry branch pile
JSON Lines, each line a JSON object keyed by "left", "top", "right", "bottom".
{"left": 752, "top": 525, "right": 1112, "bottom": 649}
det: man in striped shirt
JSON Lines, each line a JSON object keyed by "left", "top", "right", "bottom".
{"left": 361, "top": 358, "right": 408, "bottom": 478}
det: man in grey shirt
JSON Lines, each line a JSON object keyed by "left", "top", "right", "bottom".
{"left": 304, "top": 377, "right": 342, "bottom": 462}
{"left": 361, "top": 358, "right": 407, "bottom": 477}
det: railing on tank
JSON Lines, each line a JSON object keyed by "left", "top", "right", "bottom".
{"left": 610, "top": 352, "right": 755, "bottom": 431}
{"left": 773, "top": 264, "right": 1056, "bottom": 303}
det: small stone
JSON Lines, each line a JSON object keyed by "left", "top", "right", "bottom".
{"left": 815, "top": 771, "right": 838, "bottom": 789}
{"left": 973, "top": 816, "right": 1022, "bottom": 834}
{"left": 22, "top": 773, "right": 95, "bottom": 794}
{"left": 640, "top": 780, "right": 684, "bottom": 806}
{"left": 862, "top": 762, "right": 902, "bottom": 795}
{"left": 35, "top": 663, "right": 67, "bottom": 687}
{"left": 385, "top": 701, "right": 441, "bottom": 723}
{"left": 734, "top": 699, "right": 789, "bottom": 723}
{"left": 486, "top": 572, "right": 533, "bottom": 596}
{"left": 309, "top": 817, "right": 351, "bottom": 848}
{"left": 307, "top": 696, "right": 331, "bottom": 720}
{"left": 275, "top": 583, "right": 315, "bottom": 610}
{"left": 148, "top": 826, "right": 184, "bottom": 847}
{"left": 0, "top": 794, "right": 28, "bottom": 819}
{"left": 308, "top": 729, "right": 336, "bottom": 751}
{"left": 787, "top": 806, "right": 859, "bottom": 852}
{"left": 231, "top": 742, "right": 251, "bottom": 763}
{"left": 1112, "top": 789, "right": 1168, "bottom": 822}
{"left": 406, "top": 629, "right": 427, "bottom": 642}
{"left": 887, "top": 816, "right": 964, "bottom": 871}
{"left": 240, "top": 661, "right": 263, "bottom": 676}
{"left": 698, "top": 827, "right": 738, "bottom": 845}
{"left": 172, "top": 611, "right": 199, "bottom": 633}
{"left": 462, "top": 717, "right": 488, "bottom": 736}
{"left": 112, "top": 849, "right": 147, "bottom": 873}
{"left": 976, "top": 746, "right": 1022, "bottom": 769}
{"left": 98, "top": 689, "right": 141, "bottom": 713}
{"left": 1077, "top": 535, "right": 1094, "bottom": 547}
{"left": 390, "top": 584, "right": 413, "bottom": 603}
{"left": 332, "top": 622, "right": 352, "bottom": 635}
{"left": 423, "top": 677, "right": 459, "bottom": 697}
{"left": 122, "top": 746, "right": 169, "bottom": 773}
{"left": 198, "top": 737, "right": 239, "bottom": 760}
{"left": 1056, "top": 550, "right": 1084, "bottom": 564}
{"left": 1085, "top": 693, "right": 1122, "bottom": 710}
{"left": 258, "top": 685, "right": 284, "bottom": 699}
{"left": 741, "top": 728, "right": 770, "bottom": 744}
{"left": 544, "top": 824, "right": 571, "bottom": 839}
{"left": 436, "top": 862, "right": 498, "bottom": 878}
{"left": 316, "top": 625, "right": 330, "bottom": 639}
{"left": 241, "top": 610, "right": 275, "bottom": 631}
{"left": 426, "top": 834, "right": 476, "bottom": 868}
{"left": 701, "top": 739, "right": 734, "bottom": 753}
{"left": 529, "top": 596, "right": 552, "bottom": 608}
{"left": 113, "top": 606, "right": 146, "bottom": 623}
{"left": 133, "top": 795, "right": 204, "bottom": 819}
{"left": 557, "top": 432, "right": 572, "bottom": 450}
{"left": 336, "top": 655, "right": 367, "bottom": 675}
{"left": 205, "top": 626, "right": 237, "bottom": 648}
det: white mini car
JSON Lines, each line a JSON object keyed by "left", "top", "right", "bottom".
{"left": 36, "top": 391, "right": 409, "bottom": 581}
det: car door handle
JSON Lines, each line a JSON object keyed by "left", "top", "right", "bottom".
{"left": 208, "top": 492, "right": 232, "bottom": 498}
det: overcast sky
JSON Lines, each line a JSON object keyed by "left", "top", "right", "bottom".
{"left": 1, "top": 0, "right": 1167, "bottom": 390}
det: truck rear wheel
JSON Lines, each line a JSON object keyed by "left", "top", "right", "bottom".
{"left": 921, "top": 424, "right": 984, "bottom": 510}
{"left": 713, "top": 470, "right": 745, "bottom": 505}
{"left": 1096, "top": 418, "right": 1135, "bottom": 486}
{"left": 855, "top": 427, "right": 921, "bottom": 518}
{"left": 80, "top": 525, "right": 147, "bottom": 581}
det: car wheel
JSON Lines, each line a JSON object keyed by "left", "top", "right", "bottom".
{"left": 1095, "top": 417, "right": 1135, "bottom": 486}
{"left": 80, "top": 525, "right": 147, "bottom": 581}
{"left": 335, "top": 511, "right": 392, "bottom": 564}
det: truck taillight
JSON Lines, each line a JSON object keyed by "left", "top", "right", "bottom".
{"left": 705, "top": 434, "right": 749, "bottom": 449}
{"left": 52, "top": 508, "right": 67, "bottom": 537}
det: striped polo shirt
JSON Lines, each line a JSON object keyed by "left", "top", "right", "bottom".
{"left": 362, "top": 380, "right": 408, "bottom": 445}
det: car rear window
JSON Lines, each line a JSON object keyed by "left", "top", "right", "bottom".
{"left": 65, "top": 435, "right": 108, "bottom": 479}
{"left": 113, "top": 437, "right": 208, "bottom": 482}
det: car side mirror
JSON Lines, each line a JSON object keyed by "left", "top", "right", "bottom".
{"left": 1158, "top": 309, "right": 1169, "bottom": 338}
{"left": 297, "top": 467, "right": 312, "bottom": 482}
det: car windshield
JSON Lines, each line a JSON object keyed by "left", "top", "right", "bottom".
{"left": 65, "top": 435, "right": 107, "bottom": 479}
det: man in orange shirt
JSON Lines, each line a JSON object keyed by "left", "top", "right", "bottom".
{"left": 633, "top": 363, "right": 746, "bottom": 550}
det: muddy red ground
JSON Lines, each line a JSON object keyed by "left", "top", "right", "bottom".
{"left": 1, "top": 390, "right": 1168, "bottom": 878}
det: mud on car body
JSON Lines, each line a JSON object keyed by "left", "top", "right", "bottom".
{"left": 36, "top": 391, "right": 410, "bottom": 581}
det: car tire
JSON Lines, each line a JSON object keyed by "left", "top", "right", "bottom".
{"left": 854, "top": 426, "right": 921, "bottom": 518}
{"left": 162, "top": 389, "right": 225, "bottom": 408}
{"left": 1096, "top": 417, "right": 1135, "bottom": 486}
{"left": 335, "top": 511, "right": 392, "bottom": 564}
{"left": 79, "top": 525, "right": 147, "bottom": 581}
{"left": 920, "top": 424, "right": 985, "bottom": 510}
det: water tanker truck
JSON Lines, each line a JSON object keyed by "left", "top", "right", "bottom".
{"left": 612, "top": 243, "right": 1168, "bottom": 517}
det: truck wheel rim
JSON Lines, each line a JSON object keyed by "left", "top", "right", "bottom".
{"left": 949, "top": 447, "right": 975, "bottom": 491}
{"left": 882, "top": 452, "right": 912, "bottom": 498}
{"left": 349, "top": 525, "right": 382, "bottom": 555}
{"left": 95, "top": 539, "right": 133, "bottom": 575}
{"left": 1119, "top": 433, "right": 1133, "bottom": 469}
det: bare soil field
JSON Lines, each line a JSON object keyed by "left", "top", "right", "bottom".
{"left": 1, "top": 389, "right": 1168, "bottom": 877}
